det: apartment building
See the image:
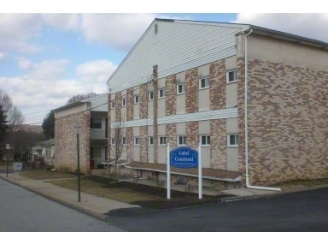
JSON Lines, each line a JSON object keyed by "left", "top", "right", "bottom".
{"left": 54, "top": 93, "right": 109, "bottom": 173}
{"left": 105, "top": 18, "right": 328, "bottom": 189}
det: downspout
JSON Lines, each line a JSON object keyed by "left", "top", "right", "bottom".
{"left": 244, "top": 29, "right": 281, "bottom": 191}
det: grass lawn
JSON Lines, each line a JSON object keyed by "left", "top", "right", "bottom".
{"left": 47, "top": 175, "right": 232, "bottom": 209}
{"left": 273, "top": 178, "right": 328, "bottom": 191}
{"left": 19, "top": 169, "right": 77, "bottom": 180}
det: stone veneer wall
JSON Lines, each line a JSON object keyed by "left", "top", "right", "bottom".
{"left": 246, "top": 58, "right": 328, "bottom": 185}
{"left": 126, "top": 127, "right": 134, "bottom": 163}
{"left": 55, "top": 111, "right": 90, "bottom": 174}
{"left": 126, "top": 88, "right": 134, "bottom": 162}
{"left": 153, "top": 65, "right": 159, "bottom": 164}
{"left": 210, "top": 119, "right": 227, "bottom": 169}
{"left": 186, "top": 121, "right": 199, "bottom": 149}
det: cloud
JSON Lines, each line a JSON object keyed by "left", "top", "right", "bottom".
{"left": 0, "top": 14, "right": 45, "bottom": 53}
{"left": 0, "top": 52, "right": 6, "bottom": 61}
{"left": 0, "top": 58, "right": 116, "bottom": 123}
{"left": 235, "top": 13, "right": 328, "bottom": 42}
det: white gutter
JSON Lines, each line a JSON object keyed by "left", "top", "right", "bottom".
{"left": 244, "top": 29, "right": 281, "bottom": 192}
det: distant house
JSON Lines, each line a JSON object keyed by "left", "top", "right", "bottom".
{"left": 40, "top": 138, "right": 55, "bottom": 165}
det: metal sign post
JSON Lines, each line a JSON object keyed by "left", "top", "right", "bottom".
{"left": 6, "top": 144, "right": 10, "bottom": 177}
{"left": 166, "top": 143, "right": 171, "bottom": 199}
{"left": 169, "top": 145, "right": 202, "bottom": 199}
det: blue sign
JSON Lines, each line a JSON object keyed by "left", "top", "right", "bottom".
{"left": 170, "top": 146, "right": 198, "bottom": 168}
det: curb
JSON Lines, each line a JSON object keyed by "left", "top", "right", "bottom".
{"left": 220, "top": 184, "right": 328, "bottom": 203}
{"left": 0, "top": 176, "right": 107, "bottom": 222}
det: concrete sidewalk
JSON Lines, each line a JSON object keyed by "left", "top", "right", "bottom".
{"left": 0, "top": 172, "right": 139, "bottom": 221}
{"left": 3, "top": 171, "right": 323, "bottom": 222}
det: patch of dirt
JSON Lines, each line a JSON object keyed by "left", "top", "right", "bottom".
{"left": 84, "top": 175, "right": 233, "bottom": 209}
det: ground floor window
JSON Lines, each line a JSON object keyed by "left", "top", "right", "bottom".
{"left": 227, "top": 134, "right": 238, "bottom": 147}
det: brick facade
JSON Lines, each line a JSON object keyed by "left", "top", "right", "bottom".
{"left": 153, "top": 65, "right": 159, "bottom": 164}
{"left": 115, "top": 91, "right": 122, "bottom": 122}
{"left": 140, "top": 126, "right": 148, "bottom": 162}
{"left": 186, "top": 121, "right": 199, "bottom": 149}
{"left": 166, "top": 123, "right": 177, "bottom": 147}
{"left": 107, "top": 93, "right": 112, "bottom": 160}
{"left": 126, "top": 88, "right": 134, "bottom": 121}
{"left": 140, "top": 84, "right": 148, "bottom": 119}
{"left": 246, "top": 58, "right": 328, "bottom": 185}
{"left": 210, "top": 119, "right": 227, "bottom": 169}
{"left": 185, "top": 68, "right": 198, "bottom": 113}
{"left": 55, "top": 111, "right": 90, "bottom": 174}
{"left": 210, "top": 60, "right": 226, "bottom": 110}
{"left": 165, "top": 75, "right": 176, "bottom": 116}
{"left": 126, "top": 127, "right": 134, "bottom": 163}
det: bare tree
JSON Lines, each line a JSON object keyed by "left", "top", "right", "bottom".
{"left": 109, "top": 119, "right": 125, "bottom": 182}
{"left": 66, "top": 93, "right": 98, "bottom": 105}
{"left": 0, "top": 89, "right": 25, "bottom": 131}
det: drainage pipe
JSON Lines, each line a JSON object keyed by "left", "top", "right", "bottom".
{"left": 244, "top": 28, "right": 281, "bottom": 192}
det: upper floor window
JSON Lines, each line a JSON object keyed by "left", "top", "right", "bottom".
{"left": 111, "top": 101, "right": 115, "bottom": 109}
{"left": 122, "top": 98, "right": 126, "bottom": 107}
{"left": 159, "top": 88, "right": 165, "bottom": 98}
{"left": 148, "top": 91, "right": 154, "bottom": 101}
{"left": 227, "top": 134, "right": 238, "bottom": 147}
{"left": 200, "top": 135, "right": 210, "bottom": 146}
{"left": 91, "top": 118, "right": 102, "bottom": 129}
{"left": 177, "top": 83, "right": 185, "bottom": 95}
{"left": 226, "top": 69, "right": 237, "bottom": 83}
{"left": 199, "top": 77, "right": 210, "bottom": 89}
{"left": 134, "top": 95, "right": 140, "bottom": 104}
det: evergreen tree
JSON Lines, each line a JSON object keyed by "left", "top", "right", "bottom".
{"left": 0, "top": 105, "right": 9, "bottom": 140}
{"left": 42, "top": 110, "right": 55, "bottom": 139}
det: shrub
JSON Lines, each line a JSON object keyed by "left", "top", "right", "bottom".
{"left": 46, "top": 165, "right": 54, "bottom": 171}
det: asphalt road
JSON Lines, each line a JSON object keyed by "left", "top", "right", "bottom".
{"left": 0, "top": 178, "right": 123, "bottom": 232}
{"left": 105, "top": 187, "right": 328, "bottom": 232}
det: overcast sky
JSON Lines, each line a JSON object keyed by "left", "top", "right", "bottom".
{"left": 0, "top": 2, "right": 327, "bottom": 125}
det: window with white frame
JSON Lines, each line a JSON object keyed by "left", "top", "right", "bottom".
{"left": 134, "top": 137, "right": 140, "bottom": 145}
{"left": 227, "top": 134, "right": 238, "bottom": 147}
{"left": 122, "top": 98, "right": 126, "bottom": 107}
{"left": 111, "top": 138, "right": 115, "bottom": 145}
{"left": 148, "top": 136, "right": 154, "bottom": 145}
{"left": 200, "top": 135, "right": 210, "bottom": 146}
{"left": 159, "top": 136, "right": 166, "bottom": 145}
{"left": 158, "top": 88, "right": 165, "bottom": 98}
{"left": 111, "top": 101, "right": 115, "bottom": 109}
{"left": 226, "top": 69, "right": 237, "bottom": 83}
{"left": 122, "top": 137, "right": 126, "bottom": 145}
{"left": 148, "top": 91, "right": 154, "bottom": 101}
{"left": 177, "top": 136, "right": 186, "bottom": 146}
{"left": 177, "top": 83, "right": 185, "bottom": 94}
{"left": 134, "top": 95, "right": 140, "bottom": 104}
{"left": 199, "top": 77, "right": 209, "bottom": 89}
{"left": 91, "top": 118, "right": 102, "bottom": 129}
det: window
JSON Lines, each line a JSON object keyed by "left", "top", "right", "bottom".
{"left": 159, "top": 136, "right": 166, "bottom": 145}
{"left": 134, "top": 137, "right": 140, "bottom": 145}
{"left": 226, "top": 69, "right": 237, "bottom": 83}
{"left": 177, "top": 83, "right": 185, "bottom": 94}
{"left": 177, "top": 136, "right": 186, "bottom": 146}
{"left": 111, "top": 138, "right": 115, "bottom": 145}
{"left": 200, "top": 135, "right": 210, "bottom": 146}
{"left": 91, "top": 147, "right": 102, "bottom": 158}
{"left": 111, "top": 101, "right": 115, "bottom": 109}
{"left": 122, "top": 137, "right": 126, "bottom": 145}
{"left": 228, "top": 134, "right": 238, "bottom": 147}
{"left": 199, "top": 77, "right": 209, "bottom": 89}
{"left": 122, "top": 98, "right": 126, "bottom": 107}
{"left": 91, "top": 118, "right": 102, "bottom": 129}
{"left": 148, "top": 91, "right": 154, "bottom": 101}
{"left": 149, "top": 137, "right": 154, "bottom": 145}
{"left": 134, "top": 95, "right": 140, "bottom": 104}
{"left": 159, "top": 88, "right": 165, "bottom": 98}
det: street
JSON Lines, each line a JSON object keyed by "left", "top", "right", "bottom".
{"left": 0, "top": 178, "right": 123, "bottom": 232}
{"left": 105, "top": 187, "right": 328, "bottom": 232}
